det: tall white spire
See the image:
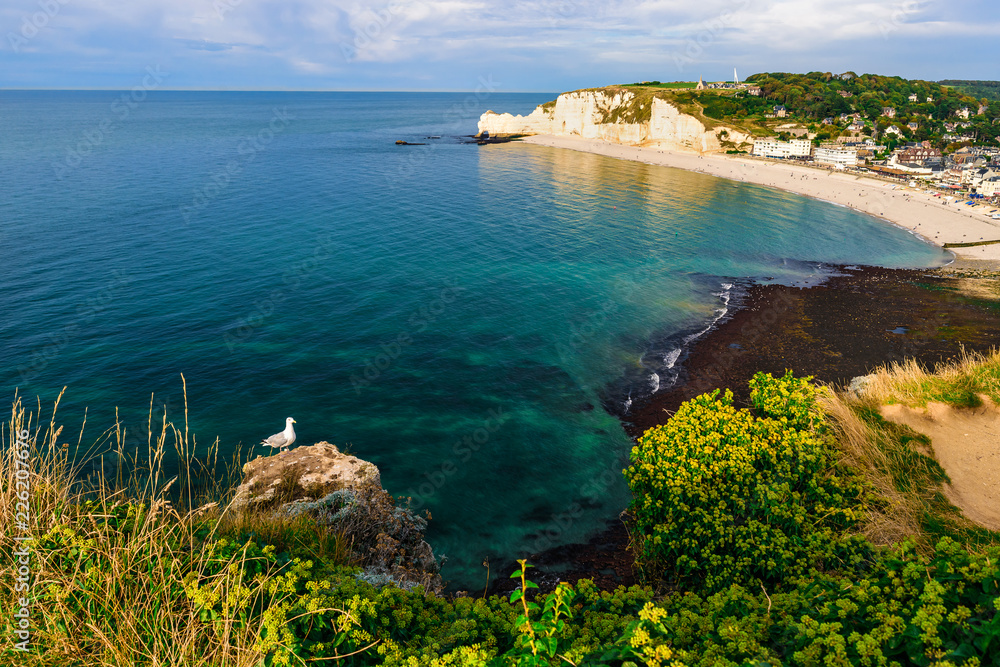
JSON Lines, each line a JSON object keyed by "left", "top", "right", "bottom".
{"left": 734, "top": 67, "right": 739, "bottom": 85}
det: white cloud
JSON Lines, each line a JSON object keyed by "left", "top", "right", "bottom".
{"left": 0, "top": 0, "right": 994, "bottom": 88}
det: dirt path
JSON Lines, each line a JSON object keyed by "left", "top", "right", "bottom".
{"left": 880, "top": 398, "right": 1000, "bottom": 531}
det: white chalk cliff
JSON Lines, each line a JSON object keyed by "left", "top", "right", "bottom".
{"left": 478, "top": 89, "right": 750, "bottom": 154}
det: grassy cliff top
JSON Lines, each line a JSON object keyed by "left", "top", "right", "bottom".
{"left": 531, "top": 72, "right": 1000, "bottom": 147}
{"left": 533, "top": 85, "right": 768, "bottom": 136}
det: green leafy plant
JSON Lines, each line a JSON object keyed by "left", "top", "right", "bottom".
{"left": 505, "top": 560, "right": 576, "bottom": 666}
{"left": 6, "top": 364, "right": 1000, "bottom": 666}
{"left": 625, "top": 372, "right": 872, "bottom": 594}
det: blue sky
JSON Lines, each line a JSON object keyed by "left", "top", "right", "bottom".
{"left": 2, "top": 0, "right": 997, "bottom": 91}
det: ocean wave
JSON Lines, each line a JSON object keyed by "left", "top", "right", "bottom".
{"left": 602, "top": 278, "right": 744, "bottom": 416}
{"left": 682, "top": 287, "right": 733, "bottom": 346}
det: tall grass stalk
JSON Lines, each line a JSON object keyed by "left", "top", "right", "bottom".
{"left": 854, "top": 347, "right": 1000, "bottom": 408}
{"left": 819, "top": 390, "right": 924, "bottom": 548}
{"left": 0, "top": 377, "right": 344, "bottom": 666}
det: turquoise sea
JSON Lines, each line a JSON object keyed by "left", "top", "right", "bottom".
{"left": 0, "top": 91, "right": 948, "bottom": 587}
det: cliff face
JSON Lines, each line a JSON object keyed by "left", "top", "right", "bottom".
{"left": 478, "top": 90, "right": 749, "bottom": 154}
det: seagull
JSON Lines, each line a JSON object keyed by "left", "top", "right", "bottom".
{"left": 261, "top": 417, "right": 296, "bottom": 452}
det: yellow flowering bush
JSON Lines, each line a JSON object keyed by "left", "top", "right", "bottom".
{"left": 9, "top": 371, "right": 998, "bottom": 666}
{"left": 614, "top": 603, "right": 686, "bottom": 667}
{"left": 749, "top": 369, "right": 825, "bottom": 431}
{"left": 626, "top": 372, "right": 872, "bottom": 593}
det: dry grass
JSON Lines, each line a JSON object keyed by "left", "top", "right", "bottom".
{"left": 216, "top": 504, "right": 353, "bottom": 566}
{"left": 818, "top": 348, "right": 1000, "bottom": 552}
{"left": 853, "top": 348, "right": 1000, "bottom": 409}
{"left": 820, "top": 389, "right": 927, "bottom": 549}
{"left": 0, "top": 378, "right": 349, "bottom": 666}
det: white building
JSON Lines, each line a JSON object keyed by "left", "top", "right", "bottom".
{"left": 814, "top": 147, "right": 858, "bottom": 168}
{"left": 887, "top": 154, "right": 934, "bottom": 175}
{"left": 969, "top": 168, "right": 999, "bottom": 189}
{"left": 979, "top": 178, "right": 1000, "bottom": 197}
{"left": 752, "top": 138, "right": 812, "bottom": 159}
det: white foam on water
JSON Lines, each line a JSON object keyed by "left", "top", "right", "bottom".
{"left": 683, "top": 283, "right": 734, "bottom": 345}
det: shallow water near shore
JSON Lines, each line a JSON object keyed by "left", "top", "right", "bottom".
{"left": 0, "top": 92, "right": 949, "bottom": 587}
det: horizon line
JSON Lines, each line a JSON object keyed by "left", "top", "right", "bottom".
{"left": 0, "top": 87, "right": 562, "bottom": 93}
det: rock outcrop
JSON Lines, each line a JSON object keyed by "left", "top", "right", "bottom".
{"left": 233, "top": 441, "right": 380, "bottom": 508}
{"left": 478, "top": 89, "right": 750, "bottom": 154}
{"left": 233, "top": 442, "right": 443, "bottom": 594}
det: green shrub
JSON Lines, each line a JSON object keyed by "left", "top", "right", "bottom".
{"left": 8, "top": 371, "right": 999, "bottom": 666}
{"left": 625, "top": 372, "right": 872, "bottom": 593}
{"left": 604, "top": 538, "right": 1000, "bottom": 666}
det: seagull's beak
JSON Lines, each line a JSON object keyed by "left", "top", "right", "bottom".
{"left": 291, "top": 419, "right": 296, "bottom": 424}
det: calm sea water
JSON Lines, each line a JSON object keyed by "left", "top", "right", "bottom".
{"left": 0, "top": 91, "right": 948, "bottom": 587}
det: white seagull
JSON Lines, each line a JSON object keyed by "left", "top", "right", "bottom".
{"left": 261, "top": 417, "right": 296, "bottom": 452}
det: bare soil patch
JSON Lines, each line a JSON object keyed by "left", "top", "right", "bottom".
{"left": 880, "top": 398, "right": 1000, "bottom": 531}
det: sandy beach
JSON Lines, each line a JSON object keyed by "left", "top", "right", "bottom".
{"left": 521, "top": 135, "right": 1000, "bottom": 263}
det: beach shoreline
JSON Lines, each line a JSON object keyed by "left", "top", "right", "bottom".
{"left": 486, "top": 262, "right": 1000, "bottom": 595}
{"left": 520, "top": 134, "right": 1000, "bottom": 264}
{"left": 482, "top": 134, "right": 1000, "bottom": 596}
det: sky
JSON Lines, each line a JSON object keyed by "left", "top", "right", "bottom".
{"left": 1, "top": 0, "right": 997, "bottom": 91}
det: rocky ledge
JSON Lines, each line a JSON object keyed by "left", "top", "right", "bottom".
{"left": 233, "top": 441, "right": 381, "bottom": 508}
{"left": 233, "top": 441, "right": 443, "bottom": 594}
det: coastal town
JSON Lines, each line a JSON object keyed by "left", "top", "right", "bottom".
{"left": 478, "top": 71, "right": 1000, "bottom": 260}
{"left": 749, "top": 128, "right": 1000, "bottom": 205}
{"left": 749, "top": 138, "right": 1000, "bottom": 213}
{"left": 677, "top": 72, "right": 1000, "bottom": 208}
